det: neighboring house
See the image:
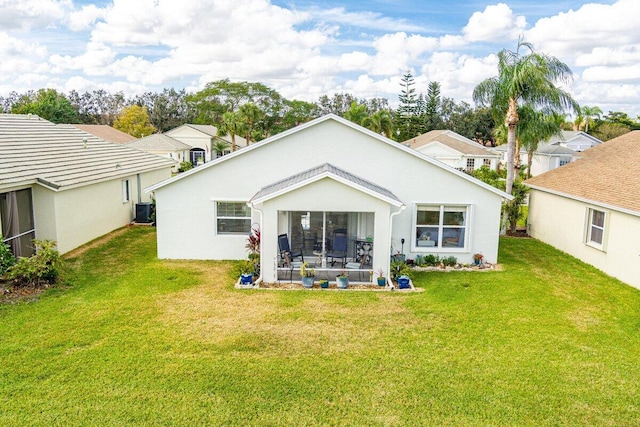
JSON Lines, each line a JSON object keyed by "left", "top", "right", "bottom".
{"left": 0, "top": 114, "right": 174, "bottom": 256}
{"left": 164, "top": 124, "right": 248, "bottom": 166}
{"left": 125, "top": 134, "right": 191, "bottom": 172}
{"left": 525, "top": 131, "right": 640, "bottom": 290}
{"left": 405, "top": 130, "right": 500, "bottom": 173}
{"left": 544, "top": 130, "right": 603, "bottom": 152}
{"left": 493, "top": 143, "right": 578, "bottom": 177}
{"left": 72, "top": 124, "right": 137, "bottom": 144}
{"left": 147, "top": 115, "right": 511, "bottom": 284}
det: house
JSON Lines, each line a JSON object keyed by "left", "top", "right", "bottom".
{"left": 493, "top": 143, "right": 578, "bottom": 176}
{"left": 0, "top": 114, "right": 174, "bottom": 256}
{"left": 164, "top": 124, "right": 248, "bottom": 166}
{"left": 544, "top": 130, "right": 603, "bottom": 152}
{"left": 525, "top": 131, "right": 640, "bottom": 289}
{"left": 147, "top": 115, "right": 511, "bottom": 284}
{"left": 125, "top": 134, "right": 191, "bottom": 172}
{"left": 404, "top": 130, "right": 500, "bottom": 173}
{"left": 72, "top": 124, "right": 137, "bottom": 144}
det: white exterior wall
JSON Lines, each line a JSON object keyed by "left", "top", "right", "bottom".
{"left": 165, "top": 127, "right": 213, "bottom": 162}
{"left": 528, "top": 189, "right": 640, "bottom": 289}
{"left": 32, "top": 168, "right": 170, "bottom": 254}
{"left": 154, "top": 119, "right": 505, "bottom": 266}
{"left": 256, "top": 178, "right": 392, "bottom": 282}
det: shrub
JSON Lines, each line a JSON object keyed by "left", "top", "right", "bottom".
{"left": 0, "top": 236, "right": 15, "bottom": 275}
{"left": 422, "top": 254, "right": 440, "bottom": 266}
{"left": 178, "top": 161, "right": 193, "bottom": 172}
{"left": 7, "top": 240, "right": 61, "bottom": 286}
{"left": 442, "top": 256, "right": 458, "bottom": 267}
{"left": 390, "top": 259, "right": 412, "bottom": 280}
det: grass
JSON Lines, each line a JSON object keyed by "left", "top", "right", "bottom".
{"left": 1, "top": 227, "right": 639, "bottom": 426}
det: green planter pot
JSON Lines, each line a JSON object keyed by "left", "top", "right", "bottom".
{"left": 377, "top": 277, "right": 387, "bottom": 286}
{"left": 302, "top": 276, "right": 314, "bottom": 288}
{"left": 319, "top": 279, "right": 329, "bottom": 288}
{"left": 337, "top": 276, "right": 349, "bottom": 289}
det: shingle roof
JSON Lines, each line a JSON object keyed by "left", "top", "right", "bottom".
{"left": 0, "top": 114, "right": 174, "bottom": 190}
{"left": 405, "top": 130, "right": 498, "bottom": 157}
{"left": 170, "top": 124, "right": 248, "bottom": 146}
{"left": 72, "top": 124, "right": 137, "bottom": 143}
{"left": 525, "top": 130, "right": 640, "bottom": 213}
{"left": 250, "top": 163, "right": 403, "bottom": 206}
{"left": 126, "top": 133, "right": 191, "bottom": 151}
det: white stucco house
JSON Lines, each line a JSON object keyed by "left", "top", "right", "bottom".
{"left": 147, "top": 115, "right": 511, "bottom": 284}
{"left": 543, "top": 130, "right": 603, "bottom": 152}
{"left": 404, "top": 130, "right": 500, "bottom": 173}
{"left": 0, "top": 114, "right": 174, "bottom": 256}
{"left": 164, "top": 124, "right": 248, "bottom": 165}
{"left": 526, "top": 131, "right": 640, "bottom": 290}
{"left": 493, "top": 143, "right": 578, "bottom": 177}
{"left": 125, "top": 134, "right": 191, "bottom": 172}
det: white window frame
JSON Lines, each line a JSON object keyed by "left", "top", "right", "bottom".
{"left": 585, "top": 207, "right": 607, "bottom": 251}
{"left": 412, "top": 204, "right": 470, "bottom": 252}
{"left": 122, "top": 179, "right": 131, "bottom": 203}
{"left": 559, "top": 158, "right": 571, "bottom": 167}
{"left": 483, "top": 158, "right": 492, "bottom": 167}
{"left": 466, "top": 158, "right": 475, "bottom": 173}
{"left": 215, "top": 201, "right": 251, "bottom": 235}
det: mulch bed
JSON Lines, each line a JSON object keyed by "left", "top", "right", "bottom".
{"left": 0, "top": 280, "right": 54, "bottom": 305}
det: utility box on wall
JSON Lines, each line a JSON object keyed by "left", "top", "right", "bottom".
{"left": 135, "top": 202, "right": 153, "bottom": 223}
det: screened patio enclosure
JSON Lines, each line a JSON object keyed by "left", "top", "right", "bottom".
{"left": 277, "top": 210, "right": 375, "bottom": 280}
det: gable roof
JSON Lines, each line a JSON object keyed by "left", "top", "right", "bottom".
{"left": 126, "top": 134, "right": 191, "bottom": 151}
{"left": 147, "top": 114, "right": 512, "bottom": 200}
{"left": 405, "top": 130, "right": 498, "bottom": 157}
{"left": 72, "top": 124, "right": 137, "bottom": 143}
{"left": 166, "top": 124, "right": 248, "bottom": 146}
{"left": 545, "top": 130, "right": 603, "bottom": 147}
{"left": 249, "top": 163, "right": 404, "bottom": 206}
{"left": 532, "top": 143, "right": 576, "bottom": 156}
{"left": 526, "top": 130, "right": 640, "bottom": 215}
{"left": 0, "top": 114, "right": 174, "bottom": 191}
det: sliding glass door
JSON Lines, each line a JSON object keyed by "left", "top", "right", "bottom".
{"left": 1, "top": 189, "right": 36, "bottom": 257}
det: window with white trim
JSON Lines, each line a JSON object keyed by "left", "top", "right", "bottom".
{"left": 466, "top": 158, "right": 475, "bottom": 173}
{"left": 415, "top": 205, "right": 468, "bottom": 249}
{"left": 216, "top": 202, "right": 251, "bottom": 234}
{"left": 122, "top": 179, "right": 131, "bottom": 203}
{"left": 587, "top": 208, "right": 605, "bottom": 246}
{"left": 483, "top": 158, "right": 491, "bottom": 167}
{"left": 559, "top": 158, "right": 571, "bottom": 166}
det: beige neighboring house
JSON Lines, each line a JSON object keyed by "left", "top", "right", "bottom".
{"left": 405, "top": 130, "right": 500, "bottom": 173}
{"left": 125, "top": 134, "right": 191, "bottom": 172}
{"left": 164, "top": 124, "right": 248, "bottom": 166}
{"left": 526, "top": 131, "right": 640, "bottom": 290}
{"left": 72, "top": 124, "right": 137, "bottom": 144}
{"left": 0, "top": 114, "right": 174, "bottom": 256}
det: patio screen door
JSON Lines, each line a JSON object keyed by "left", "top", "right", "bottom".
{"left": 0, "top": 189, "right": 36, "bottom": 257}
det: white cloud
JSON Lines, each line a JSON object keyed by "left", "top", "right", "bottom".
{"left": 462, "top": 3, "right": 527, "bottom": 42}
{"left": 0, "top": 0, "right": 70, "bottom": 30}
{"left": 66, "top": 4, "right": 107, "bottom": 31}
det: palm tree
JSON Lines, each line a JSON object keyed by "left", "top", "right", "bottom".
{"left": 217, "top": 111, "right": 244, "bottom": 152}
{"left": 362, "top": 110, "right": 393, "bottom": 138}
{"left": 343, "top": 101, "right": 369, "bottom": 125}
{"left": 473, "top": 39, "right": 578, "bottom": 194}
{"left": 238, "top": 103, "right": 264, "bottom": 143}
{"left": 581, "top": 105, "right": 602, "bottom": 134}
{"left": 516, "top": 105, "right": 564, "bottom": 179}
{"left": 212, "top": 140, "right": 231, "bottom": 158}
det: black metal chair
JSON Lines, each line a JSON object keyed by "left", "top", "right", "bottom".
{"left": 326, "top": 232, "right": 348, "bottom": 267}
{"left": 278, "top": 233, "right": 303, "bottom": 265}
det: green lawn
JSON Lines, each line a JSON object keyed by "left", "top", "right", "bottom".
{"left": 1, "top": 227, "right": 639, "bottom": 426}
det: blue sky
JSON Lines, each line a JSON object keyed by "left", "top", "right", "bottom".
{"left": 1, "top": 0, "right": 637, "bottom": 115}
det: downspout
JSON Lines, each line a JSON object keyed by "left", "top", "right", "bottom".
{"left": 388, "top": 204, "right": 406, "bottom": 286}
{"left": 136, "top": 174, "right": 142, "bottom": 203}
{"left": 247, "top": 201, "right": 263, "bottom": 286}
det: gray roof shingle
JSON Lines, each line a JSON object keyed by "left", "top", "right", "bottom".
{"left": 1, "top": 114, "right": 174, "bottom": 190}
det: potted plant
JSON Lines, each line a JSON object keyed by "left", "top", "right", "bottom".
{"left": 376, "top": 268, "right": 387, "bottom": 286}
{"left": 239, "top": 260, "right": 254, "bottom": 285}
{"left": 336, "top": 270, "right": 349, "bottom": 289}
{"left": 319, "top": 279, "right": 329, "bottom": 288}
{"left": 473, "top": 253, "right": 484, "bottom": 266}
{"left": 300, "top": 261, "right": 315, "bottom": 288}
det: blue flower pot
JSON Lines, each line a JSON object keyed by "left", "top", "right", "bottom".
{"left": 240, "top": 273, "right": 253, "bottom": 284}
{"left": 302, "top": 276, "right": 314, "bottom": 288}
{"left": 397, "top": 275, "right": 410, "bottom": 289}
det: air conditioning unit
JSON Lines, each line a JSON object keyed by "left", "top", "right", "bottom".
{"left": 135, "top": 202, "right": 153, "bottom": 223}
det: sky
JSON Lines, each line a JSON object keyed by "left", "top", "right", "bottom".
{"left": 1, "top": 0, "right": 639, "bottom": 116}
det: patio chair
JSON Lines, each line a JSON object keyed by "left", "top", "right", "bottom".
{"left": 278, "top": 233, "right": 303, "bottom": 265}
{"left": 326, "top": 232, "right": 348, "bottom": 267}
{"left": 345, "top": 255, "right": 368, "bottom": 281}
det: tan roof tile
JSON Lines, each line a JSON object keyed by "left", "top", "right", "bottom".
{"left": 525, "top": 131, "right": 640, "bottom": 213}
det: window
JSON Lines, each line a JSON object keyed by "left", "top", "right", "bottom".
{"left": 0, "top": 189, "right": 36, "bottom": 257}
{"left": 483, "top": 158, "right": 492, "bottom": 167}
{"left": 415, "top": 205, "right": 467, "bottom": 249}
{"left": 122, "top": 179, "right": 131, "bottom": 203}
{"left": 216, "top": 202, "right": 251, "bottom": 234}
{"left": 466, "top": 158, "right": 475, "bottom": 173}
{"left": 559, "top": 158, "right": 571, "bottom": 166}
{"left": 587, "top": 208, "right": 605, "bottom": 247}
